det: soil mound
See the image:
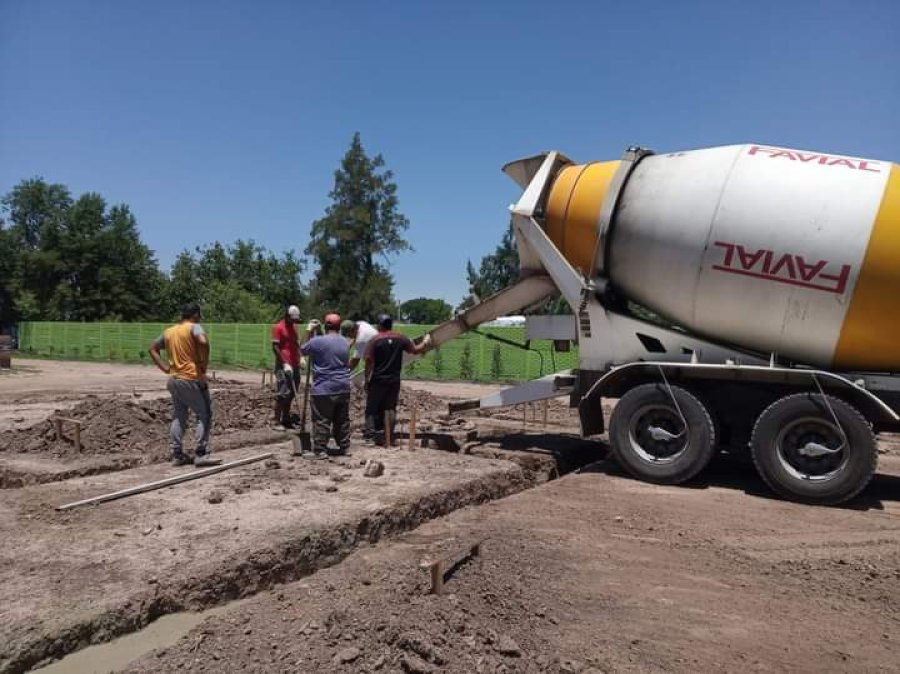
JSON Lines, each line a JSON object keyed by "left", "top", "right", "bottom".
{"left": 0, "top": 384, "right": 450, "bottom": 459}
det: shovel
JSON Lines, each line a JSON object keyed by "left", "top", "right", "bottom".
{"left": 291, "top": 359, "right": 313, "bottom": 455}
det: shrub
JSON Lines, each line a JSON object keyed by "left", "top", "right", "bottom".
{"left": 490, "top": 344, "right": 502, "bottom": 380}
{"left": 459, "top": 341, "right": 474, "bottom": 380}
{"left": 433, "top": 347, "right": 444, "bottom": 378}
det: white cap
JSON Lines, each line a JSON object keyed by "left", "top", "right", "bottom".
{"left": 287, "top": 305, "right": 301, "bottom": 320}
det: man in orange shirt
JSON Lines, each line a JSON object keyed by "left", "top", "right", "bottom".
{"left": 149, "top": 302, "right": 221, "bottom": 466}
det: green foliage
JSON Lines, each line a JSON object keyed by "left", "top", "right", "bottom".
{"left": 457, "top": 221, "right": 572, "bottom": 316}
{"left": 306, "top": 133, "right": 410, "bottom": 319}
{"left": 399, "top": 297, "right": 451, "bottom": 324}
{"left": 458, "top": 222, "right": 519, "bottom": 311}
{"left": 162, "top": 240, "right": 306, "bottom": 321}
{"left": 459, "top": 341, "right": 474, "bottom": 380}
{"left": 490, "top": 344, "right": 502, "bottom": 380}
{"left": 0, "top": 179, "right": 164, "bottom": 323}
{"left": 202, "top": 281, "right": 279, "bottom": 322}
{"left": 0, "top": 178, "right": 308, "bottom": 325}
{"left": 432, "top": 347, "right": 444, "bottom": 378}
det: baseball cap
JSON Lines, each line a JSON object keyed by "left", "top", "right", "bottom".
{"left": 181, "top": 302, "right": 202, "bottom": 319}
{"left": 287, "top": 305, "right": 301, "bottom": 320}
{"left": 340, "top": 319, "right": 355, "bottom": 336}
{"left": 376, "top": 313, "right": 393, "bottom": 329}
{"left": 324, "top": 313, "right": 341, "bottom": 328}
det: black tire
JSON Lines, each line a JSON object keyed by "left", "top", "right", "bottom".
{"left": 750, "top": 393, "right": 876, "bottom": 505}
{"left": 608, "top": 383, "right": 717, "bottom": 484}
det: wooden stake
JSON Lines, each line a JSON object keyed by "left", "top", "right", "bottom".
{"left": 53, "top": 418, "right": 63, "bottom": 440}
{"left": 408, "top": 406, "right": 417, "bottom": 450}
{"left": 420, "top": 539, "right": 484, "bottom": 595}
{"left": 73, "top": 421, "right": 81, "bottom": 452}
{"left": 428, "top": 560, "right": 444, "bottom": 595}
{"left": 384, "top": 410, "right": 395, "bottom": 447}
{"left": 542, "top": 399, "right": 549, "bottom": 428}
{"left": 56, "top": 452, "right": 274, "bottom": 511}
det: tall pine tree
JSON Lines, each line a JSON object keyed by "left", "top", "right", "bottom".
{"left": 306, "top": 133, "right": 410, "bottom": 319}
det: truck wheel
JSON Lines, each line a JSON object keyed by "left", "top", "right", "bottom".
{"left": 750, "top": 393, "right": 877, "bottom": 505}
{"left": 609, "top": 383, "right": 716, "bottom": 484}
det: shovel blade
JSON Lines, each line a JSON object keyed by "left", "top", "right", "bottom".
{"left": 291, "top": 432, "right": 312, "bottom": 455}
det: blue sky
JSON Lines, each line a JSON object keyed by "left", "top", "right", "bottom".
{"left": 2, "top": 0, "right": 898, "bottom": 305}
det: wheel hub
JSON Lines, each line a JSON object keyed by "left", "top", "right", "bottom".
{"left": 629, "top": 405, "right": 688, "bottom": 464}
{"left": 775, "top": 416, "right": 846, "bottom": 481}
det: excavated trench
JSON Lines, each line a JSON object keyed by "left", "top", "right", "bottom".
{"left": 5, "top": 432, "right": 602, "bottom": 674}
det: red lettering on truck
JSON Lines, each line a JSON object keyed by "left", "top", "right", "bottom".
{"left": 712, "top": 241, "right": 851, "bottom": 294}
{"left": 747, "top": 145, "right": 881, "bottom": 173}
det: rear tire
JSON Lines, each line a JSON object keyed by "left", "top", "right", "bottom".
{"left": 609, "top": 383, "right": 717, "bottom": 484}
{"left": 750, "top": 393, "right": 876, "bottom": 505}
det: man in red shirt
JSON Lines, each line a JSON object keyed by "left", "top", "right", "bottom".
{"left": 271, "top": 305, "right": 302, "bottom": 429}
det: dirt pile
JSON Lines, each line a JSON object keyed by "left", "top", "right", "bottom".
{"left": 0, "top": 385, "right": 452, "bottom": 460}
{"left": 0, "top": 387, "right": 274, "bottom": 458}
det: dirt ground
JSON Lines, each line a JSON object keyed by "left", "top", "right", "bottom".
{"left": 0, "top": 359, "right": 541, "bottom": 489}
{"left": 124, "top": 458, "right": 900, "bottom": 674}
{"left": 2, "top": 359, "right": 900, "bottom": 673}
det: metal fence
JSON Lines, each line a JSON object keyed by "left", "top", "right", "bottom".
{"left": 17, "top": 321, "right": 579, "bottom": 382}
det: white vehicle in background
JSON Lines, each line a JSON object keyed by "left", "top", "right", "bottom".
{"left": 481, "top": 316, "right": 526, "bottom": 328}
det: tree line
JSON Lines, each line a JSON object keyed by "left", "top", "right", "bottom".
{"left": 1, "top": 131, "right": 540, "bottom": 328}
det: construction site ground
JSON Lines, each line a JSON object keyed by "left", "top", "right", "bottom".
{"left": 2, "top": 359, "right": 900, "bottom": 673}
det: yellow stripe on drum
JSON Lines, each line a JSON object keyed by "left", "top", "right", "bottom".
{"left": 545, "top": 164, "right": 584, "bottom": 260}
{"left": 545, "top": 161, "right": 620, "bottom": 275}
{"left": 834, "top": 165, "right": 900, "bottom": 370}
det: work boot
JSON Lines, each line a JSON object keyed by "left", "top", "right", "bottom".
{"left": 171, "top": 453, "right": 191, "bottom": 467}
{"left": 194, "top": 454, "right": 222, "bottom": 467}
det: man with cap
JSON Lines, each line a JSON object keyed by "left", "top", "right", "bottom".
{"left": 300, "top": 313, "right": 352, "bottom": 457}
{"left": 364, "top": 314, "right": 432, "bottom": 444}
{"left": 271, "top": 305, "right": 303, "bottom": 430}
{"left": 340, "top": 319, "right": 378, "bottom": 372}
{"left": 149, "top": 302, "right": 221, "bottom": 466}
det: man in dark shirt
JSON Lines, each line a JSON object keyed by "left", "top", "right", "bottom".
{"left": 301, "top": 313, "right": 352, "bottom": 457}
{"left": 364, "top": 314, "right": 432, "bottom": 444}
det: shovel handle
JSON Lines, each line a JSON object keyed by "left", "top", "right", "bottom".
{"left": 299, "top": 359, "right": 312, "bottom": 430}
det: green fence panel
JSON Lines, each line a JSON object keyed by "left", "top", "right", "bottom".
{"left": 17, "top": 321, "right": 581, "bottom": 382}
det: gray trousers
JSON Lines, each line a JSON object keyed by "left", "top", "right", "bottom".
{"left": 167, "top": 377, "right": 213, "bottom": 457}
{"left": 311, "top": 393, "right": 351, "bottom": 454}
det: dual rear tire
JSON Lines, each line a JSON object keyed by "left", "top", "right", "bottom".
{"left": 608, "top": 385, "right": 877, "bottom": 504}
{"left": 750, "top": 393, "right": 877, "bottom": 505}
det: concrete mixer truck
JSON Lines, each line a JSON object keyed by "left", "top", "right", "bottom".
{"left": 422, "top": 142, "right": 900, "bottom": 505}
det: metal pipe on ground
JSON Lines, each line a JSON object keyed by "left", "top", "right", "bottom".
{"left": 56, "top": 452, "right": 275, "bottom": 511}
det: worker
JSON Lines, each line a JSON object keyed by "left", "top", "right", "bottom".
{"left": 364, "top": 314, "right": 432, "bottom": 444}
{"left": 271, "top": 305, "right": 302, "bottom": 430}
{"left": 148, "top": 302, "right": 221, "bottom": 467}
{"left": 300, "top": 313, "right": 352, "bottom": 457}
{"left": 340, "top": 319, "right": 378, "bottom": 371}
